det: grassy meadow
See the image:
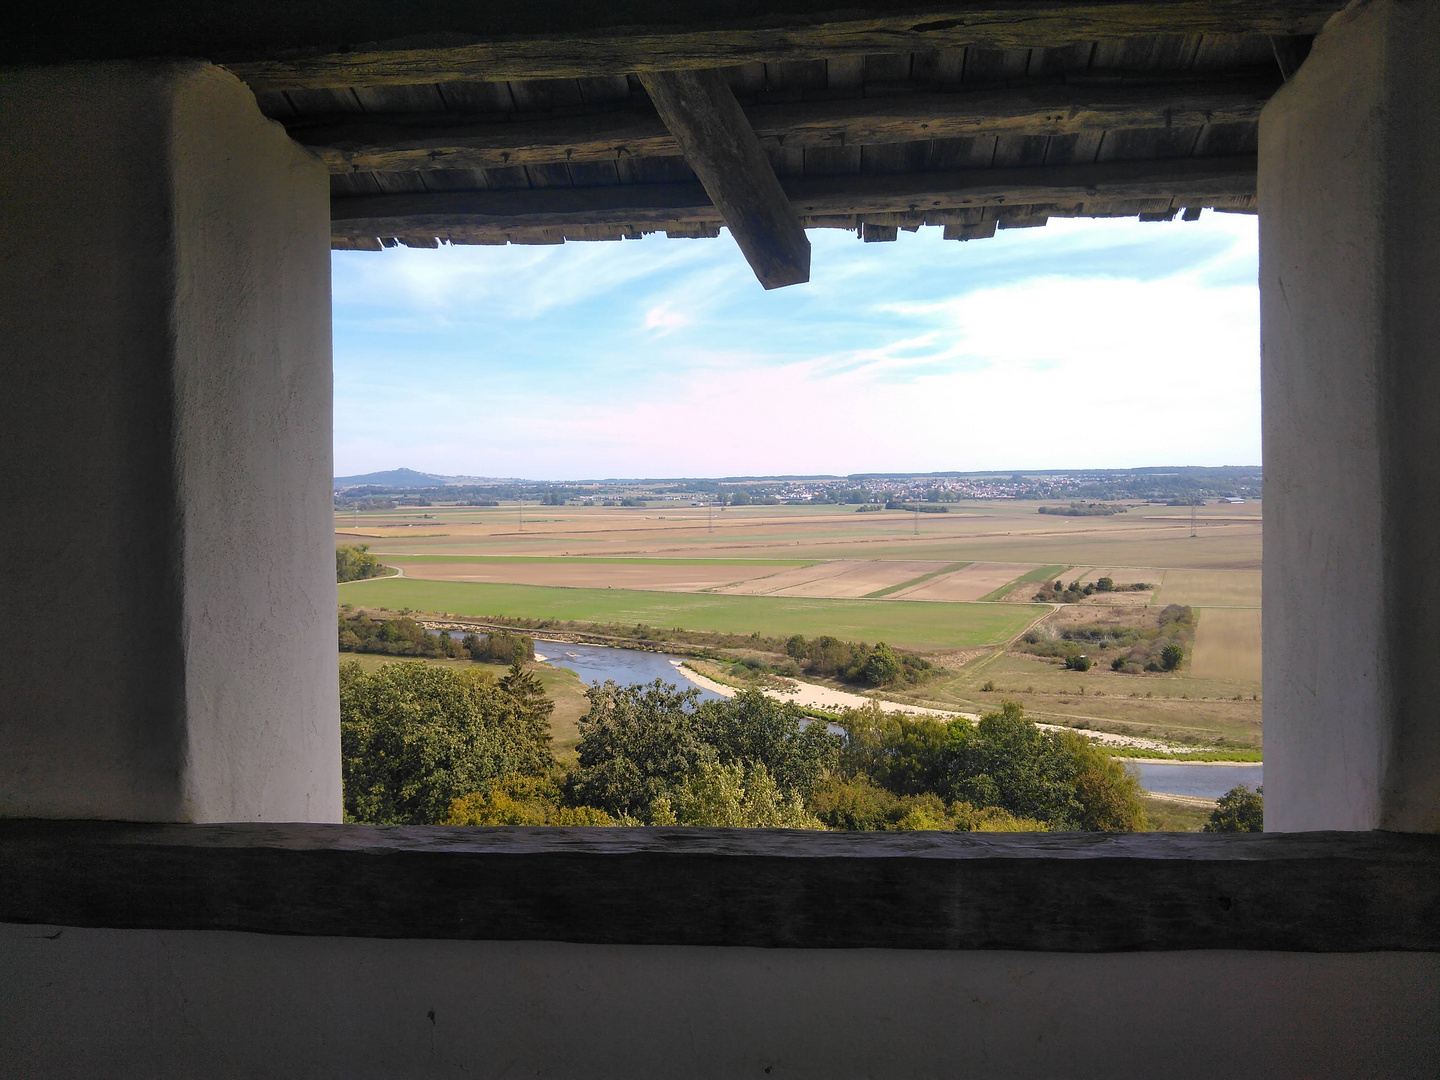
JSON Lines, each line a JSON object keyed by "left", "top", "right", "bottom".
{"left": 340, "top": 576, "right": 1044, "bottom": 651}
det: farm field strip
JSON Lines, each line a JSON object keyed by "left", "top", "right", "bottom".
{"left": 977, "top": 564, "right": 1069, "bottom": 602}
{"left": 769, "top": 560, "right": 954, "bottom": 599}
{"left": 710, "top": 561, "right": 860, "bottom": 595}
{"left": 376, "top": 554, "right": 815, "bottom": 566}
{"left": 338, "top": 577, "right": 1045, "bottom": 651}
{"left": 397, "top": 561, "right": 773, "bottom": 592}
{"left": 890, "top": 562, "right": 1043, "bottom": 603}
{"left": 866, "top": 561, "right": 971, "bottom": 599}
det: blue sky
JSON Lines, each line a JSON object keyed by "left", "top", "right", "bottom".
{"left": 332, "top": 213, "right": 1260, "bottom": 480}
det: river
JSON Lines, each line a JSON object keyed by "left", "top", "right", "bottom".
{"left": 529, "top": 638, "right": 1258, "bottom": 799}
{"left": 1134, "top": 763, "right": 1262, "bottom": 799}
{"left": 536, "top": 639, "right": 727, "bottom": 704}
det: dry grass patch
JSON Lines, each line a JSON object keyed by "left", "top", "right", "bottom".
{"left": 1155, "top": 569, "right": 1261, "bottom": 607}
{"left": 1191, "top": 609, "right": 1263, "bottom": 684}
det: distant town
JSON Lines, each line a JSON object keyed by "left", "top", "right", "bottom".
{"left": 334, "top": 466, "right": 1260, "bottom": 511}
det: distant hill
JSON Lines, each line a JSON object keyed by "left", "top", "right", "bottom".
{"left": 334, "top": 468, "right": 448, "bottom": 490}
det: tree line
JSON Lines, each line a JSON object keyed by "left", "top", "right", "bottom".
{"left": 339, "top": 610, "right": 534, "bottom": 663}
{"left": 340, "top": 663, "right": 1147, "bottom": 832}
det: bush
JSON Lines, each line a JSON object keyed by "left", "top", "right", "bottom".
{"left": 806, "top": 775, "right": 1044, "bottom": 832}
{"left": 462, "top": 629, "right": 536, "bottom": 663}
{"left": 1161, "top": 643, "right": 1185, "bottom": 671}
{"left": 339, "top": 611, "right": 465, "bottom": 658}
{"left": 941, "top": 702, "right": 1145, "bottom": 831}
{"left": 340, "top": 661, "right": 554, "bottom": 824}
{"left": 446, "top": 774, "right": 614, "bottom": 826}
{"left": 336, "top": 544, "right": 384, "bottom": 582}
{"left": 1064, "top": 654, "right": 1092, "bottom": 672}
{"left": 655, "top": 761, "right": 824, "bottom": 829}
{"left": 834, "top": 701, "right": 1145, "bottom": 831}
{"left": 1203, "top": 785, "right": 1264, "bottom": 832}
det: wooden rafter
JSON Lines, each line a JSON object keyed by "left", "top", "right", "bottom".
{"left": 295, "top": 79, "right": 1275, "bottom": 175}
{"left": 4, "top": 2, "right": 1342, "bottom": 89}
{"left": 640, "top": 69, "right": 809, "bottom": 288}
{"left": 329, "top": 155, "right": 1257, "bottom": 239}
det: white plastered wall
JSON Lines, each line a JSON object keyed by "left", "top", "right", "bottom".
{"left": 0, "top": 62, "right": 340, "bottom": 821}
{"left": 1260, "top": 0, "right": 1440, "bottom": 831}
{"left": 2, "top": 926, "right": 1436, "bottom": 1079}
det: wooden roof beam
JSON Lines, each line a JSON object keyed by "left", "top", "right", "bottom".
{"left": 3, "top": 2, "right": 1342, "bottom": 89}
{"left": 329, "top": 155, "right": 1257, "bottom": 238}
{"left": 638, "top": 69, "right": 809, "bottom": 289}
{"left": 295, "top": 78, "right": 1277, "bottom": 175}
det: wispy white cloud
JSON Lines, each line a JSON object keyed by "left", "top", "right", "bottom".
{"left": 332, "top": 214, "right": 1260, "bottom": 478}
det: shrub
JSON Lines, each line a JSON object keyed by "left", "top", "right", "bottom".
{"left": 336, "top": 544, "right": 384, "bottom": 582}
{"left": 1161, "top": 643, "right": 1185, "bottom": 671}
{"left": 836, "top": 701, "right": 1145, "bottom": 832}
{"left": 657, "top": 761, "right": 824, "bottom": 829}
{"left": 462, "top": 629, "right": 536, "bottom": 663}
{"left": 1203, "top": 785, "right": 1264, "bottom": 833}
{"left": 1064, "top": 654, "right": 1092, "bottom": 671}
{"left": 339, "top": 612, "right": 465, "bottom": 659}
{"left": 446, "top": 774, "right": 614, "bottom": 826}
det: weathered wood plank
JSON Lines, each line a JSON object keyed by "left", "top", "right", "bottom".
{"left": 328, "top": 155, "right": 1257, "bottom": 237}
{"left": 295, "top": 80, "right": 1275, "bottom": 174}
{"left": 2, "top": 3, "right": 1343, "bottom": 88}
{"left": 242, "top": 4, "right": 1338, "bottom": 89}
{"left": 639, "top": 68, "right": 809, "bottom": 288}
{"left": 1, "top": 821, "right": 1436, "bottom": 951}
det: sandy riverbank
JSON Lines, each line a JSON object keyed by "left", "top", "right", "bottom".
{"left": 671, "top": 662, "right": 1198, "bottom": 753}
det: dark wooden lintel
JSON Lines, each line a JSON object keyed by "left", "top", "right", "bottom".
{"left": 295, "top": 80, "right": 1276, "bottom": 175}
{"left": 2, "top": 3, "right": 1343, "bottom": 89}
{"left": 328, "top": 156, "right": 1257, "bottom": 239}
{"left": 1, "top": 821, "right": 1435, "bottom": 951}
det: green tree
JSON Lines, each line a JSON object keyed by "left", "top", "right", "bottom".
{"left": 861, "top": 642, "right": 903, "bottom": 685}
{"left": 565, "top": 680, "right": 711, "bottom": 821}
{"left": 838, "top": 705, "right": 953, "bottom": 796}
{"left": 691, "top": 689, "right": 840, "bottom": 801}
{"left": 1203, "top": 785, "right": 1264, "bottom": 832}
{"left": 499, "top": 657, "right": 555, "bottom": 741}
{"left": 1161, "top": 643, "right": 1185, "bottom": 670}
{"left": 336, "top": 544, "right": 383, "bottom": 582}
{"left": 340, "top": 660, "right": 554, "bottom": 824}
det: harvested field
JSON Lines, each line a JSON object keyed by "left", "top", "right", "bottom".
{"left": 713, "top": 562, "right": 857, "bottom": 595}
{"left": 895, "top": 562, "right": 1040, "bottom": 602}
{"left": 397, "top": 560, "right": 767, "bottom": 592}
{"left": 772, "top": 561, "right": 950, "bottom": 598}
{"left": 1191, "top": 609, "right": 1263, "bottom": 684}
{"left": 1155, "top": 569, "right": 1262, "bottom": 608}
{"left": 336, "top": 500, "right": 1261, "bottom": 569}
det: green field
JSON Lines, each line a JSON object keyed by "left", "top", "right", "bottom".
{"left": 340, "top": 577, "right": 1043, "bottom": 650}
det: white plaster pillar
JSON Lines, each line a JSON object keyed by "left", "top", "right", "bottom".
{"left": 0, "top": 62, "right": 340, "bottom": 821}
{"left": 1260, "top": 0, "right": 1440, "bottom": 831}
